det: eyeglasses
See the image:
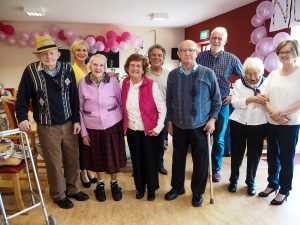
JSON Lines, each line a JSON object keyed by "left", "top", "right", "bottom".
{"left": 179, "top": 49, "right": 197, "bottom": 54}
{"left": 278, "top": 50, "right": 293, "bottom": 55}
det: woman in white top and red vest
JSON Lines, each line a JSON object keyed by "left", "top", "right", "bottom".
{"left": 121, "top": 54, "right": 166, "bottom": 201}
{"left": 259, "top": 40, "right": 300, "bottom": 205}
{"left": 228, "top": 57, "right": 267, "bottom": 196}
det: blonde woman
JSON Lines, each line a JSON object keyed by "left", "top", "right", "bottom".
{"left": 71, "top": 39, "right": 97, "bottom": 187}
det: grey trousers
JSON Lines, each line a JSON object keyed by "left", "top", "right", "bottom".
{"left": 37, "top": 121, "right": 80, "bottom": 200}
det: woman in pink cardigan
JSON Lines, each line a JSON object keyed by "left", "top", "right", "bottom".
{"left": 78, "top": 54, "right": 126, "bottom": 202}
{"left": 121, "top": 54, "right": 166, "bottom": 201}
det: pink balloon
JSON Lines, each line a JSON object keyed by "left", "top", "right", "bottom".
{"left": 30, "top": 31, "right": 39, "bottom": 40}
{"left": 119, "top": 41, "right": 128, "bottom": 51}
{"left": 273, "top": 32, "right": 291, "bottom": 48}
{"left": 19, "top": 32, "right": 30, "bottom": 41}
{"left": 264, "top": 52, "right": 281, "bottom": 72}
{"left": 17, "top": 39, "right": 27, "bottom": 48}
{"left": 103, "top": 47, "right": 110, "bottom": 53}
{"left": 95, "top": 35, "right": 105, "bottom": 43}
{"left": 89, "top": 46, "right": 97, "bottom": 54}
{"left": 250, "top": 51, "right": 265, "bottom": 62}
{"left": 116, "top": 35, "right": 122, "bottom": 43}
{"left": 251, "top": 15, "right": 264, "bottom": 27}
{"left": 250, "top": 26, "right": 267, "bottom": 44}
{"left": 106, "top": 31, "right": 117, "bottom": 40}
{"left": 64, "top": 29, "right": 74, "bottom": 39}
{"left": 85, "top": 36, "right": 96, "bottom": 47}
{"left": 0, "top": 31, "right": 6, "bottom": 41}
{"left": 256, "top": 1, "right": 275, "bottom": 20}
{"left": 255, "top": 37, "right": 275, "bottom": 57}
{"left": 6, "top": 36, "right": 16, "bottom": 46}
{"left": 106, "top": 38, "right": 116, "bottom": 48}
{"left": 94, "top": 41, "right": 105, "bottom": 52}
{"left": 121, "top": 32, "right": 131, "bottom": 41}
{"left": 111, "top": 46, "right": 119, "bottom": 53}
{"left": 28, "top": 39, "right": 36, "bottom": 48}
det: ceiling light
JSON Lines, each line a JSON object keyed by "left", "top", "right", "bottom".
{"left": 23, "top": 7, "right": 46, "bottom": 17}
{"left": 150, "top": 13, "right": 169, "bottom": 21}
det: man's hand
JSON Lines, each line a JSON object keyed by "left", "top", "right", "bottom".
{"left": 222, "top": 96, "right": 232, "bottom": 105}
{"left": 167, "top": 121, "right": 173, "bottom": 136}
{"left": 73, "top": 122, "right": 81, "bottom": 135}
{"left": 203, "top": 118, "right": 216, "bottom": 134}
{"left": 18, "top": 120, "right": 31, "bottom": 131}
{"left": 82, "top": 135, "right": 91, "bottom": 147}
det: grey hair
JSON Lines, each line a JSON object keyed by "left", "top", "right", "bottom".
{"left": 211, "top": 27, "right": 228, "bottom": 41}
{"left": 87, "top": 54, "right": 107, "bottom": 72}
{"left": 242, "top": 57, "right": 265, "bottom": 76}
{"left": 147, "top": 44, "right": 166, "bottom": 59}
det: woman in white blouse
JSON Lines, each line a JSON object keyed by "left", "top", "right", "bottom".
{"left": 121, "top": 54, "right": 166, "bottom": 201}
{"left": 228, "top": 57, "right": 268, "bottom": 196}
{"left": 258, "top": 40, "right": 300, "bottom": 205}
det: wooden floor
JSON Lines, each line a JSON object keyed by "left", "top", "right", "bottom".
{"left": 2, "top": 140, "right": 300, "bottom": 225}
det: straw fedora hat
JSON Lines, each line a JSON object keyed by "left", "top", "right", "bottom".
{"left": 33, "top": 34, "right": 62, "bottom": 54}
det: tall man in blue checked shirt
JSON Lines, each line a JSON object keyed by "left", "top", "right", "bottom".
{"left": 196, "top": 27, "right": 243, "bottom": 182}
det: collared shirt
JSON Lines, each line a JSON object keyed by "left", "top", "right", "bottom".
{"left": 126, "top": 78, "right": 166, "bottom": 134}
{"left": 230, "top": 79, "right": 267, "bottom": 125}
{"left": 38, "top": 61, "right": 62, "bottom": 77}
{"left": 179, "top": 64, "right": 199, "bottom": 75}
{"left": 196, "top": 50, "right": 243, "bottom": 99}
{"left": 146, "top": 67, "right": 170, "bottom": 100}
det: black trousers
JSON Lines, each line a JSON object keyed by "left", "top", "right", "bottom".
{"left": 171, "top": 124, "right": 208, "bottom": 195}
{"left": 229, "top": 121, "right": 267, "bottom": 186}
{"left": 157, "top": 124, "right": 167, "bottom": 169}
{"left": 126, "top": 129, "right": 159, "bottom": 192}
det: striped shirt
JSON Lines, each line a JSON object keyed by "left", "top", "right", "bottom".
{"left": 196, "top": 50, "right": 243, "bottom": 99}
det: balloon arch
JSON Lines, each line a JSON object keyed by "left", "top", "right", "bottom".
{"left": 0, "top": 22, "right": 142, "bottom": 54}
{"left": 250, "top": 0, "right": 291, "bottom": 72}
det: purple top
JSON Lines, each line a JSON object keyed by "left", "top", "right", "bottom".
{"left": 78, "top": 74, "right": 122, "bottom": 137}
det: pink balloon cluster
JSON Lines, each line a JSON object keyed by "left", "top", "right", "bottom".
{"left": 249, "top": 1, "right": 291, "bottom": 72}
{"left": 0, "top": 22, "right": 143, "bottom": 53}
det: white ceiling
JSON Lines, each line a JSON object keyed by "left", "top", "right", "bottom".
{"left": 0, "top": 0, "right": 256, "bottom": 28}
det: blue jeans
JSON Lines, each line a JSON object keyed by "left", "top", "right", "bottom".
{"left": 267, "top": 124, "right": 299, "bottom": 195}
{"left": 212, "top": 104, "right": 229, "bottom": 172}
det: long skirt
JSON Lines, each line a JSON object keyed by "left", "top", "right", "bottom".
{"left": 81, "top": 120, "right": 126, "bottom": 174}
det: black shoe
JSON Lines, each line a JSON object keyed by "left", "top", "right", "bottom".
{"left": 164, "top": 188, "right": 185, "bottom": 201}
{"left": 223, "top": 153, "right": 231, "bottom": 157}
{"left": 136, "top": 190, "right": 145, "bottom": 199}
{"left": 67, "top": 191, "right": 89, "bottom": 201}
{"left": 228, "top": 182, "right": 237, "bottom": 193}
{"left": 158, "top": 167, "right": 168, "bottom": 175}
{"left": 54, "top": 198, "right": 73, "bottom": 209}
{"left": 94, "top": 183, "right": 106, "bottom": 202}
{"left": 87, "top": 172, "right": 98, "bottom": 183}
{"left": 111, "top": 182, "right": 122, "bottom": 201}
{"left": 212, "top": 171, "right": 221, "bottom": 182}
{"left": 270, "top": 194, "right": 288, "bottom": 205}
{"left": 247, "top": 186, "right": 256, "bottom": 196}
{"left": 147, "top": 191, "right": 156, "bottom": 201}
{"left": 80, "top": 173, "right": 91, "bottom": 188}
{"left": 192, "top": 194, "right": 203, "bottom": 207}
{"left": 258, "top": 187, "right": 278, "bottom": 197}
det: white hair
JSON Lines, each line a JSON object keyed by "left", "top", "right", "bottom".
{"left": 242, "top": 57, "right": 265, "bottom": 76}
{"left": 211, "top": 27, "right": 228, "bottom": 40}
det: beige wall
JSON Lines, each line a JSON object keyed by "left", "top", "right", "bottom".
{"left": 0, "top": 22, "right": 184, "bottom": 89}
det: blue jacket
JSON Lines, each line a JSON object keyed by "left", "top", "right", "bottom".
{"left": 166, "top": 65, "right": 221, "bottom": 129}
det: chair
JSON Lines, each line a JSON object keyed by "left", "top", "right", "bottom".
{"left": 0, "top": 100, "right": 38, "bottom": 212}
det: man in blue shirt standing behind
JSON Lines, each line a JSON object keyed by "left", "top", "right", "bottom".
{"left": 196, "top": 27, "right": 243, "bottom": 182}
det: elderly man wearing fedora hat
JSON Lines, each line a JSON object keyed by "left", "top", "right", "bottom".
{"left": 15, "top": 35, "right": 89, "bottom": 209}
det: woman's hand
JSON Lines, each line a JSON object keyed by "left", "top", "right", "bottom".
{"left": 269, "top": 110, "right": 283, "bottom": 121}
{"left": 276, "top": 116, "right": 291, "bottom": 125}
{"left": 148, "top": 130, "right": 158, "bottom": 136}
{"left": 246, "top": 95, "right": 268, "bottom": 105}
{"left": 82, "top": 135, "right": 91, "bottom": 147}
{"left": 167, "top": 121, "right": 173, "bottom": 136}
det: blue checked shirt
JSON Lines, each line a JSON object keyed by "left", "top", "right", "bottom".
{"left": 196, "top": 50, "right": 243, "bottom": 99}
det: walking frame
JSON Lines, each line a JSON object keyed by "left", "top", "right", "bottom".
{"left": 207, "top": 134, "right": 214, "bottom": 204}
{"left": 0, "top": 129, "right": 56, "bottom": 225}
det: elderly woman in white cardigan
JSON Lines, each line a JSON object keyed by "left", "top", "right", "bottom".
{"left": 227, "top": 57, "right": 268, "bottom": 196}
